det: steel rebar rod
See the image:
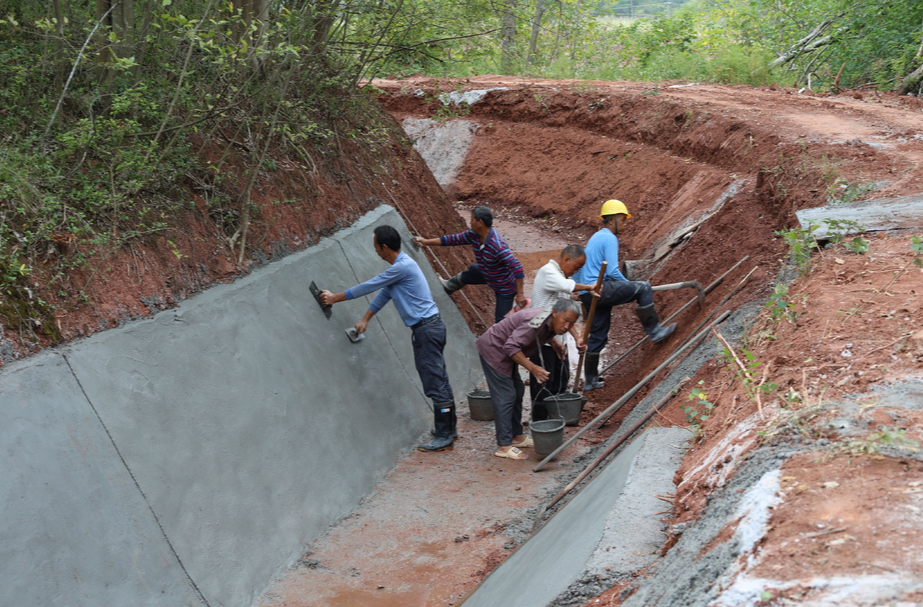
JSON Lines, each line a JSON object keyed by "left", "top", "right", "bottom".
{"left": 533, "top": 310, "right": 732, "bottom": 472}
{"left": 599, "top": 255, "right": 749, "bottom": 378}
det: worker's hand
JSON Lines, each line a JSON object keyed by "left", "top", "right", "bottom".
{"left": 574, "top": 338, "right": 587, "bottom": 354}
{"left": 516, "top": 292, "right": 529, "bottom": 310}
{"left": 531, "top": 365, "right": 550, "bottom": 384}
{"left": 589, "top": 284, "right": 601, "bottom": 298}
{"left": 551, "top": 339, "right": 566, "bottom": 360}
{"left": 413, "top": 236, "right": 427, "bottom": 248}
{"left": 354, "top": 319, "right": 369, "bottom": 335}
{"left": 319, "top": 290, "right": 336, "bottom": 306}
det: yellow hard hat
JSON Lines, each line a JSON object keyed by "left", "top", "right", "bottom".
{"left": 600, "top": 199, "right": 631, "bottom": 219}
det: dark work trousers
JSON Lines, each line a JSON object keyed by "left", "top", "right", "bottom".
{"left": 579, "top": 280, "right": 654, "bottom": 353}
{"left": 460, "top": 263, "right": 516, "bottom": 323}
{"left": 411, "top": 316, "right": 455, "bottom": 404}
{"left": 479, "top": 355, "right": 525, "bottom": 446}
{"left": 528, "top": 343, "right": 570, "bottom": 421}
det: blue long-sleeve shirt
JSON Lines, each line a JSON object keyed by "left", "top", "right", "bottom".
{"left": 573, "top": 228, "right": 628, "bottom": 288}
{"left": 344, "top": 251, "right": 439, "bottom": 326}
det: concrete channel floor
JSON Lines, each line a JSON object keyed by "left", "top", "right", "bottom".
{"left": 460, "top": 427, "right": 690, "bottom": 607}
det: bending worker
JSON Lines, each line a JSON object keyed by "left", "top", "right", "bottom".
{"left": 319, "top": 225, "right": 457, "bottom": 452}
{"left": 475, "top": 298, "right": 582, "bottom": 460}
{"left": 528, "top": 244, "right": 597, "bottom": 421}
{"left": 414, "top": 205, "right": 527, "bottom": 324}
{"left": 574, "top": 199, "right": 676, "bottom": 392}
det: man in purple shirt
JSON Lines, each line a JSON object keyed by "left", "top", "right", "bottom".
{"left": 320, "top": 225, "right": 457, "bottom": 452}
{"left": 474, "top": 298, "right": 581, "bottom": 460}
{"left": 415, "top": 205, "right": 527, "bottom": 324}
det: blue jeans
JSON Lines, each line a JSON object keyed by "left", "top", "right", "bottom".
{"left": 460, "top": 264, "right": 516, "bottom": 323}
{"left": 411, "top": 316, "right": 454, "bottom": 404}
{"left": 479, "top": 355, "right": 525, "bottom": 446}
{"left": 579, "top": 280, "right": 653, "bottom": 353}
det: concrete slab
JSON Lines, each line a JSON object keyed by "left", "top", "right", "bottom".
{"left": 37, "top": 205, "right": 483, "bottom": 607}
{"left": 402, "top": 118, "right": 479, "bottom": 188}
{"left": 461, "top": 427, "right": 688, "bottom": 607}
{"left": 796, "top": 192, "right": 923, "bottom": 237}
{"left": 0, "top": 353, "right": 202, "bottom": 607}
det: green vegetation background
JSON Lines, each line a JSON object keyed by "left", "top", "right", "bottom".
{"left": 0, "top": 0, "right": 921, "bottom": 341}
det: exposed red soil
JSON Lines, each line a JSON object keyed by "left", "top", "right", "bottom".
{"left": 0, "top": 104, "right": 492, "bottom": 363}
{"left": 370, "top": 77, "right": 923, "bottom": 607}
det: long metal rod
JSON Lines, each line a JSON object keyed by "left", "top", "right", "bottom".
{"left": 599, "top": 255, "right": 749, "bottom": 377}
{"left": 675, "top": 265, "right": 758, "bottom": 352}
{"left": 572, "top": 261, "right": 607, "bottom": 392}
{"left": 533, "top": 310, "right": 732, "bottom": 472}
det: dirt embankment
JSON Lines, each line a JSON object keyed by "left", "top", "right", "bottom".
{"left": 0, "top": 102, "right": 491, "bottom": 365}
{"left": 366, "top": 77, "right": 923, "bottom": 606}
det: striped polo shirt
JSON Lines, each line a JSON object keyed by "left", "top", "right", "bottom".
{"left": 440, "top": 228, "right": 525, "bottom": 296}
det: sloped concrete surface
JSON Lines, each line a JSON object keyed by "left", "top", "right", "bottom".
{"left": 0, "top": 205, "right": 480, "bottom": 607}
{"left": 0, "top": 353, "right": 204, "bottom": 606}
{"left": 461, "top": 427, "right": 689, "bottom": 607}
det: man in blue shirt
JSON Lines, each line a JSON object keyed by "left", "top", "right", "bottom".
{"left": 320, "top": 225, "right": 457, "bottom": 451}
{"left": 574, "top": 199, "right": 676, "bottom": 391}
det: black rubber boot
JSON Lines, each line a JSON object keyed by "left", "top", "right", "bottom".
{"left": 583, "top": 351, "right": 605, "bottom": 392}
{"left": 440, "top": 273, "right": 464, "bottom": 295}
{"left": 419, "top": 402, "right": 455, "bottom": 451}
{"left": 635, "top": 304, "right": 676, "bottom": 343}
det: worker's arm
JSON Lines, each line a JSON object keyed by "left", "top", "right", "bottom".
{"left": 603, "top": 235, "right": 628, "bottom": 281}
{"left": 574, "top": 282, "right": 600, "bottom": 295}
{"left": 568, "top": 327, "right": 587, "bottom": 353}
{"left": 413, "top": 236, "right": 442, "bottom": 247}
{"left": 319, "top": 290, "right": 346, "bottom": 305}
{"left": 515, "top": 277, "right": 527, "bottom": 309}
{"left": 511, "top": 351, "right": 549, "bottom": 383}
{"left": 354, "top": 309, "right": 376, "bottom": 334}
{"left": 319, "top": 289, "right": 384, "bottom": 334}
{"left": 550, "top": 338, "right": 566, "bottom": 360}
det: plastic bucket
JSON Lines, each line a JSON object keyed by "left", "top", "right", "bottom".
{"left": 531, "top": 418, "right": 565, "bottom": 456}
{"left": 467, "top": 389, "right": 495, "bottom": 421}
{"left": 546, "top": 392, "right": 585, "bottom": 426}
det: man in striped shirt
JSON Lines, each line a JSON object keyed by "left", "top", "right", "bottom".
{"left": 415, "top": 205, "right": 527, "bottom": 324}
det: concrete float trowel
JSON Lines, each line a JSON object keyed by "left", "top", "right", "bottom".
{"left": 310, "top": 280, "right": 365, "bottom": 342}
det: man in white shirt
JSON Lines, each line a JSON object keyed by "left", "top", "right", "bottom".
{"left": 527, "top": 244, "right": 598, "bottom": 421}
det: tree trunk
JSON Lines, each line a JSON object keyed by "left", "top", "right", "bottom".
{"left": 897, "top": 63, "right": 923, "bottom": 95}
{"left": 499, "top": 0, "right": 518, "bottom": 74}
{"left": 527, "top": 0, "right": 546, "bottom": 65}
{"left": 311, "top": 0, "right": 340, "bottom": 58}
{"left": 763, "top": 13, "right": 844, "bottom": 72}
{"left": 96, "top": 0, "right": 134, "bottom": 85}
{"left": 898, "top": 15, "right": 923, "bottom": 95}
{"left": 52, "top": 0, "right": 66, "bottom": 96}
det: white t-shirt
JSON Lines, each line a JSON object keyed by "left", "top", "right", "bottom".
{"left": 531, "top": 259, "right": 576, "bottom": 310}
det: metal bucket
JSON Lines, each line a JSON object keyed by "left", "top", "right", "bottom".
{"left": 531, "top": 418, "right": 565, "bottom": 456}
{"left": 546, "top": 392, "right": 585, "bottom": 426}
{"left": 466, "top": 389, "right": 494, "bottom": 421}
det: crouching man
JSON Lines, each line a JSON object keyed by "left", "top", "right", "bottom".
{"left": 320, "top": 225, "right": 457, "bottom": 452}
{"left": 474, "top": 298, "right": 582, "bottom": 460}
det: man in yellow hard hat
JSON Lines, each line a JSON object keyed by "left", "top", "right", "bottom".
{"left": 573, "top": 199, "right": 676, "bottom": 391}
